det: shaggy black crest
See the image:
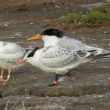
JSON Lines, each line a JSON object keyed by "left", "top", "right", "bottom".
{"left": 41, "top": 28, "right": 64, "bottom": 38}
{"left": 27, "top": 47, "right": 40, "bottom": 57}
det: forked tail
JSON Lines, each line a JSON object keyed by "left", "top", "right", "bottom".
{"left": 88, "top": 49, "right": 110, "bottom": 60}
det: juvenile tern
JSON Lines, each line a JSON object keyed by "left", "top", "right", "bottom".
{"left": 0, "top": 41, "right": 30, "bottom": 84}
{"left": 17, "top": 28, "right": 110, "bottom": 86}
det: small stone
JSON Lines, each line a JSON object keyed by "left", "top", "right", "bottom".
{"left": 14, "top": 33, "right": 22, "bottom": 37}
{"left": 98, "top": 95, "right": 103, "bottom": 98}
{"left": 25, "top": 96, "right": 31, "bottom": 99}
{"left": 108, "top": 77, "right": 110, "bottom": 80}
{"left": 9, "top": 37, "right": 15, "bottom": 39}
{"left": 55, "top": 5, "right": 60, "bottom": 8}
{"left": 77, "top": 22, "right": 82, "bottom": 25}
{"left": 81, "top": 37, "right": 86, "bottom": 40}
{"left": 103, "top": 31, "right": 108, "bottom": 34}
{"left": 72, "top": 31, "right": 75, "bottom": 34}
{"left": 30, "top": 22, "right": 34, "bottom": 25}
{"left": 62, "top": 23, "right": 65, "bottom": 26}
{"left": 3, "top": 24, "right": 8, "bottom": 27}
{"left": 90, "top": 107, "right": 95, "bottom": 110}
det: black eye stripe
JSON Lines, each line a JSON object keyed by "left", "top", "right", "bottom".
{"left": 41, "top": 28, "right": 63, "bottom": 38}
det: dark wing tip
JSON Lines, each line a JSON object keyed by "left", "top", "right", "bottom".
{"left": 27, "top": 47, "right": 40, "bottom": 58}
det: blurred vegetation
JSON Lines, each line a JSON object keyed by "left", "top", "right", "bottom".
{"left": 67, "top": 3, "right": 110, "bottom": 28}
{"left": 67, "top": 13, "right": 81, "bottom": 24}
{"left": 39, "top": 2, "right": 110, "bottom": 29}
{"left": 85, "top": 11, "right": 110, "bottom": 26}
{"left": 67, "top": 11, "right": 110, "bottom": 27}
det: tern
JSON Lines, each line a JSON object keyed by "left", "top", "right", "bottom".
{"left": 0, "top": 41, "right": 31, "bottom": 84}
{"left": 17, "top": 28, "right": 110, "bottom": 86}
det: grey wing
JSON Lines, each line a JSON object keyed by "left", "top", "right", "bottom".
{"left": 57, "top": 37, "right": 87, "bottom": 51}
{"left": 40, "top": 46, "right": 90, "bottom": 68}
{"left": 57, "top": 37, "right": 101, "bottom": 52}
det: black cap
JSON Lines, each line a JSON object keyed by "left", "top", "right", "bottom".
{"left": 41, "top": 28, "right": 63, "bottom": 38}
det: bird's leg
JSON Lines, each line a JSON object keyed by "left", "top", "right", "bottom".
{"left": 49, "top": 74, "right": 64, "bottom": 87}
{"left": 56, "top": 71, "right": 71, "bottom": 83}
{"left": 0, "top": 69, "right": 4, "bottom": 80}
{"left": 6, "top": 68, "right": 11, "bottom": 81}
{"left": 54, "top": 74, "right": 59, "bottom": 85}
{"left": 0, "top": 68, "right": 8, "bottom": 84}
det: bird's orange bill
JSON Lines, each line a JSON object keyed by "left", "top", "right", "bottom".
{"left": 16, "top": 59, "right": 27, "bottom": 64}
{"left": 27, "top": 34, "right": 43, "bottom": 40}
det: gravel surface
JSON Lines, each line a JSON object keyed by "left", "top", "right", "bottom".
{"left": 0, "top": 0, "right": 110, "bottom": 109}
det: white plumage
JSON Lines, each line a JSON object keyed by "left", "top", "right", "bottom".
{"left": 27, "top": 37, "right": 104, "bottom": 74}
{"left": 19, "top": 28, "right": 110, "bottom": 86}
{"left": 0, "top": 41, "right": 28, "bottom": 83}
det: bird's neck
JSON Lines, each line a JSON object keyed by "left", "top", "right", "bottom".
{"left": 42, "top": 36, "right": 60, "bottom": 47}
{"left": 27, "top": 49, "right": 43, "bottom": 66}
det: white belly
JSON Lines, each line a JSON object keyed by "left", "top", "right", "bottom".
{"left": 30, "top": 58, "right": 91, "bottom": 74}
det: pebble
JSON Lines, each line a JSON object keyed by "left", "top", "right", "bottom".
{"left": 98, "top": 95, "right": 104, "bottom": 98}
{"left": 3, "top": 24, "right": 8, "bottom": 27}
{"left": 103, "top": 31, "right": 108, "bottom": 34}
{"left": 72, "top": 31, "right": 75, "bottom": 34}
{"left": 90, "top": 107, "right": 95, "bottom": 110}
{"left": 14, "top": 33, "right": 22, "bottom": 37}
{"left": 9, "top": 37, "right": 15, "bottom": 39}
{"left": 30, "top": 22, "right": 34, "bottom": 25}
{"left": 108, "top": 77, "right": 110, "bottom": 80}
{"left": 55, "top": 5, "right": 60, "bottom": 8}
{"left": 77, "top": 22, "right": 82, "bottom": 25}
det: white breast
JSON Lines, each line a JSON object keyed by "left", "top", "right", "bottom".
{"left": 0, "top": 41, "right": 25, "bottom": 69}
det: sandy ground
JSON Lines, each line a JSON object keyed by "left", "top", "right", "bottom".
{"left": 0, "top": 0, "right": 110, "bottom": 109}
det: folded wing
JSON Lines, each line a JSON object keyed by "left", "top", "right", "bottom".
{"left": 40, "top": 46, "right": 90, "bottom": 68}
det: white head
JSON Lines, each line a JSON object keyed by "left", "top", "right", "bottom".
{"left": 27, "top": 28, "right": 64, "bottom": 47}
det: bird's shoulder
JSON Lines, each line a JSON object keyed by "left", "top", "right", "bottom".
{"left": 42, "top": 45, "right": 85, "bottom": 59}
{"left": 57, "top": 36, "right": 89, "bottom": 51}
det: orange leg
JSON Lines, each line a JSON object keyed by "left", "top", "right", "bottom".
{"left": 0, "top": 68, "right": 12, "bottom": 85}
{"left": 6, "top": 68, "right": 11, "bottom": 80}
{"left": 0, "top": 69, "right": 3, "bottom": 79}
{"left": 0, "top": 68, "right": 8, "bottom": 84}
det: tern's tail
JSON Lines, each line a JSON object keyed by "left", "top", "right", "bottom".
{"left": 92, "top": 50, "right": 110, "bottom": 60}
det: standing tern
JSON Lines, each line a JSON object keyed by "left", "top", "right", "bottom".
{"left": 0, "top": 41, "right": 30, "bottom": 84}
{"left": 17, "top": 28, "right": 110, "bottom": 86}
